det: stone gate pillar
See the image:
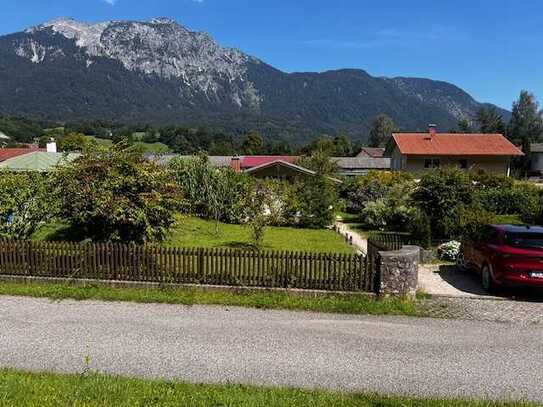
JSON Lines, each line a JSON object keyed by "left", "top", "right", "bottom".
{"left": 378, "top": 245, "right": 420, "bottom": 298}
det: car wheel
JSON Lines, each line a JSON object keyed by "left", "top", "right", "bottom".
{"left": 481, "top": 264, "right": 494, "bottom": 293}
{"left": 456, "top": 249, "right": 467, "bottom": 271}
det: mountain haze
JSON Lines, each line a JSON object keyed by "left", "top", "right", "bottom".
{"left": 0, "top": 18, "right": 509, "bottom": 141}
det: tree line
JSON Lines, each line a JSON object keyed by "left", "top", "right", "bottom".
{"left": 0, "top": 117, "right": 363, "bottom": 157}
{"left": 2, "top": 89, "right": 541, "bottom": 165}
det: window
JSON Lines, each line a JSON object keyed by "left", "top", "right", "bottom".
{"left": 458, "top": 159, "right": 468, "bottom": 169}
{"left": 424, "top": 158, "right": 440, "bottom": 169}
{"left": 476, "top": 225, "right": 499, "bottom": 243}
{"left": 505, "top": 232, "right": 543, "bottom": 249}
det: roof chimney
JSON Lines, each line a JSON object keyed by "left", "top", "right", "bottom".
{"left": 230, "top": 156, "right": 241, "bottom": 173}
{"left": 428, "top": 124, "right": 437, "bottom": 138}
{"left": 46, "top": 139, "right": 57, "bottom": 153}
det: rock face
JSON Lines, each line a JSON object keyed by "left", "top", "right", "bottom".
{"left": 19, "top": 17, "right": 261, "bottom": 107}
{"left": 0, "top": 17, "right": 509, "bottom": 141}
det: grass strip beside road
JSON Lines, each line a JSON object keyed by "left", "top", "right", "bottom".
{"left": 0, "top": 369, "right": 536, "bottom": 407}
{"left": 0, "top": 281, "right": 423, "bottom": 316}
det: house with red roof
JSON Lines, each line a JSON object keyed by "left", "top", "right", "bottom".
{"left": 386, "top": 125, "right": 523, "bottom": 176}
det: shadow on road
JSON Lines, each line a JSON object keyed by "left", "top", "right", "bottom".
{"left": 437, "top": 265, "right": 543, "bottom": 302}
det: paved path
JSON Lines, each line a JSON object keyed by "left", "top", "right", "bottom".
{"left": 419, "top": 264, "right": 543, "bottom": 324}
{"left": 1, "top": 296, "right": 543, "bottom": 402}
{"left": 335, "top": 221, "right": 367, "bottom": 254}
{"left": 422, "top": 296, "right": 543, "bottom": 325}
{"left": 418, "top": 264, "right": 493, "bottom": 298}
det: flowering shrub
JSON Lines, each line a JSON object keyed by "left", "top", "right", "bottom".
{"left": 438, "top": 241, "right": 461, "bottom": 261}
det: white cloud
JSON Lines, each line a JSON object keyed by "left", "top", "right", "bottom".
{"left": 102, "top": 0, "right": 117, "bottom": 5}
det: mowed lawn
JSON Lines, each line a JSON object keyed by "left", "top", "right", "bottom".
{"left": 32, "top": 216, "right": 354, "bottom": 254}
{"left": 0, "top": 370, "right": 534, "bottom": 407}
{"left": 166, "top": 216, "right": 354, "bottom": 253}
{"left": 85, "top": 135, "right": 171, "bottom": 153}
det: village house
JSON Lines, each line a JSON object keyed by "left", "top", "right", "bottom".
{"left": 386, "top": 125, "right": 523, "bottom": 176}
{"left": 0, "top": 146, "right": 45, "bottom": 163}
{"left": 529, "top": 143, "right": 543, "bottom": 176}
{"left": 0, "top": 151, "right": 80, "bottom": 172}
{"left": 148, "top": 154, "right": 390, "bottom": 180}
{"left": 356, "top": 147, "right": 385, "bottom": 158}
{"left": 0, "top": 142, "right": 79, "bottom": 172}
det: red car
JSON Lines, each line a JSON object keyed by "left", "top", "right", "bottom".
{"left": 458, "top": 224, "right": 543, "bottom": 292}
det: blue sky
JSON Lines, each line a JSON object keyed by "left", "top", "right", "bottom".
{"left": 2, "top": 0, "right": 542, "bottom": 110}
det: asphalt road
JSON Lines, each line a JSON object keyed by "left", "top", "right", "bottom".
{"left": 1, "top": 296, "right": 542, "bottom": 402}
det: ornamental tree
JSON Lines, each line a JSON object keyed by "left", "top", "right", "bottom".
{"left": 0, "top": 171, "right": 54, "bottom": 239}
{"left": 52, "top": 144, "right": 181, "bottom": 243}
{"left": 169, "top": 155, "right": 253, "bottom": 226}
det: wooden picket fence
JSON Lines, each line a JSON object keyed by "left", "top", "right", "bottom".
{"left": 0, "top": 240, "right": 372, "bottom": 292}
{"left": 367, "top": 231, "right": 414, "bottom": 251}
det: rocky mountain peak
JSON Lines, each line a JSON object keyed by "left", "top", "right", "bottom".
{"left": 0, "top": 17, "right": 508, "bottom": 139}
{"left": 16, "top": 17, "right": 257, "bottom": 99}
{"left": 150, "top": 17, "right": 178, "bottom": 25}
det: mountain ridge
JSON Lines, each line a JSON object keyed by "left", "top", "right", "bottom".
{"left": 0, "top": 17, "right": 510, "bottom": 142}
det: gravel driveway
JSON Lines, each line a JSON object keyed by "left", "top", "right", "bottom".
{"left": 1, "top": 296, "right": 543, "bottom": 402}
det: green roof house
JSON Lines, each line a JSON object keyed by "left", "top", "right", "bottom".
{"left": 0, "top": 151, "right": 80, "bottom": 172}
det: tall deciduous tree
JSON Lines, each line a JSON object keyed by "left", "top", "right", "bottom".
{"left": 241, "top": 131, "right": 265, "bottom": 155}
{"left": 475, "top": 107, "right": 505, "bottom": 134}
{"left": 297, "top": 150, "right": 339, "bottom": 176}
{"left": 296, "top": 152, "right": 339, "bottom": 228}
{"left": 368, "top": 114, "right": 396, "bottom": 148}
{"left": 507, "top": 91, "right": 543, "bottom": 173}
{"left": 456, "top": 117, "right": 473, "bottom": 133}
{"left": 508, "top": 90, "right": 543, "bottom": 144}
{"left": 304, "top": 135, "right": 353, "bottom": 156}
{"left": 57, "top": 132, "right": 94, "bottom": 152}
{"left": 331, "top": 135, "right": 353, "bottom": 156}
{"left": 169, "top": 155, "right": 253, "bottom": 226}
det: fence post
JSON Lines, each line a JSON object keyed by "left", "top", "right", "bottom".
{"left": 198, "top": 248, "right": 205, "bottom": 284}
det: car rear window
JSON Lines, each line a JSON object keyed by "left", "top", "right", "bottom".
{"left": 505, "top": 232, "right": 543, "bottom": 249}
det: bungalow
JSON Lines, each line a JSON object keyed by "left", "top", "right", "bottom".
{"left": 0, "top": 151, "right": 80, "bottom": 172}
{"left": 229, "top": 156, "right": 331, "bottom": 182}
{"left": 356, "top": 147, "right": 385, "bottom": 158}
{"left": 147, "top": 154, "right": 390, "bottom": 180}
{"left": 386, "top": 125, "right": 523, "bottom": 176}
